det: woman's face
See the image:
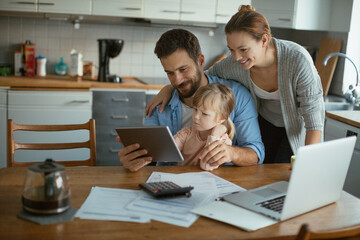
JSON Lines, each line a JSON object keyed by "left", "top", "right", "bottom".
{"left": 226, "top": 31, "right": 265, "bottom": 70}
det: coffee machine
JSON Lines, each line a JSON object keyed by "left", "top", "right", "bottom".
{"left": 98, "top": 39, "right": 124, "bottom": 83}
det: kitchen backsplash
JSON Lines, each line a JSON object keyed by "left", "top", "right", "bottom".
{"left": 0, "top": 16, "right": 228, "bottom": 84}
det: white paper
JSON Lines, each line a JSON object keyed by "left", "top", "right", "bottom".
{"left": 127, "top": 190, "right": 212, "bottom": 227}
{"left": 148, "top": 171, "right": 246, "bottom": 198}
{"left": 191, "top": 201, "right": 278, "bottom": 231}
{"left": 75, "top": 187, "right": 151, "bottom": 223}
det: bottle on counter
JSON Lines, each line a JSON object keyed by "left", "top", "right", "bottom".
{"left": 54, "top": 57, "right": 68, "bottom": 76}
{"left": 36, "top": 55, "right": 47, "bottom": 76}
{"left": 70, "top": 49, "right": 83, "bottom": 79}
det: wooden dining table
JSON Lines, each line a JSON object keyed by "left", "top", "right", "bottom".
{"left": 1, "top": 164, "right": 360, "bottom": 240}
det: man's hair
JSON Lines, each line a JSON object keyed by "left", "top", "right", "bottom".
{"left": 154, "top": 29, "right": 202, "bottom": 63}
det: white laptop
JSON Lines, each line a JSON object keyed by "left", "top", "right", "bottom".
{"left": 223, "top": 136, "right": 357, "bottom": 221}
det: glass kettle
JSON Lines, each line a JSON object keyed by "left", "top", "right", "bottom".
{"left": 22, "top": 159, "right": 71, "bottom": 214}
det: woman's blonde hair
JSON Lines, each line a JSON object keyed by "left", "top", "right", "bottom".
{"left": 225, "top": 5, "right": 272, "bottom": 43}
{"left": 193, "top": 83, "right": 235, "bottom": 140}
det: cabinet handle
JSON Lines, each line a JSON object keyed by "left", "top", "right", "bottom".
{"left": 38, "top": 2, "right": 55, "bottom": 5}
{"left": 216, "top": 14, "right": 230, "bottom": 17}
{"left": 180, "top": 11, "right": 196, "bottom": 14}
{"left": 111, "top": 114, "right": 128, "bottom": 119}
{"left": 16, "top": 1, "right": 36, "bottom": 5}
{"left": 162, "top": 10, "right": 180, "bottom": 13}
{"left": 278, "top": 18, "right": 291, "bottom": 22}
{"left": 112, "top": 97, "right": 129, "bottom": 102}
{"left": 121, "top": 7, "right": 141, "bottom": 11}
{"left": 70, "top": 100, "right": 90, "bottom": 103}
{"left": 109, "top": 148, "right": 122, "bottom": 153}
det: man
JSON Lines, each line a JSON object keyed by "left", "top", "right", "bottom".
{"left": 118, "top": 29, "right": 264, "bottom": 172}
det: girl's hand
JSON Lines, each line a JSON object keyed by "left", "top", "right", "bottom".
{"left": 145, "top": 84, "right": 174, "bottom": 117}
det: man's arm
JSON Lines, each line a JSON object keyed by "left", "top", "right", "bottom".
{"left": 200, "top": 143, "right": 258, "bottom": 167}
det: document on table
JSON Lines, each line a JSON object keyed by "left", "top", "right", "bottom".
{"left": 75, "top": 187, "right": 151, "bottom": 223}
{"left": 75, "top": 171, "right": 247, "bottom": 228}
{"left": 147, "top": 171, "right": 246, "bottom": 198}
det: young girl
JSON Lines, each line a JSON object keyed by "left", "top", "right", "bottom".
{"left": 174, "top": 82, "right": 235, "bottom": 171}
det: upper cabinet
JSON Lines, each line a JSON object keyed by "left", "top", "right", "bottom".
{"left": 92, "top": 0, "right": 144, "bottom": 18}
{"left": 0, "top": 0, "right": 353, "bottom": 32}
{"left": 251, "top": 0, "right": 350, "bottom": 32}
{"left": 144, "top": 0, "right": 216, "bottom": 23}
{"left": 215, "top": 0, "right": 251, "bottom": 24}
{"left": 38, "top": 0, "right": 91, "bottom": 15}
{"left": 144, "top": 0, "right": 180, "bottom": 21}
{"left": 0, "top": 0, "right": 37, "bottom": 12}
{"left": 180, "top": 0, "right": 216, "bottom": 23}
{"left": 0, "top": 0, "right": 91, "bottom": 14}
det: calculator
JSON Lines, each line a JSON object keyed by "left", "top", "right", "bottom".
{"left": 139, "top": 181, "right": 194, "bottom": 198}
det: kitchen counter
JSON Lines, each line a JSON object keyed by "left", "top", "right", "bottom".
{"left": 326, "top": 111, "right": 360, "bottom": 128}
{"left": 0, "top": 75, "right": 164, "bottom": 90}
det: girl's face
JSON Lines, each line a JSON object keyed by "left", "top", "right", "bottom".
{"left": 192, "top": 105, "right": 224, "bottom": 132}
{"left": 226, "top": 31, "right": 266, "bottom": 70}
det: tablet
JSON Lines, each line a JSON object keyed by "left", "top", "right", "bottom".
{"left": 116, "top": 126, "right": 184, "bottom": 162}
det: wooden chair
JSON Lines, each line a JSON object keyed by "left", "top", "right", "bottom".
{"left": 296, "top": 223, "right": 360, "bottom": 240}
{"left": 8, "top": 119, "right": 96, "bottom": 167}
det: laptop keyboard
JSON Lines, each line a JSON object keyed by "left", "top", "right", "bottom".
{"left": 256, "top": 195, "right": 285, "bottom": 213}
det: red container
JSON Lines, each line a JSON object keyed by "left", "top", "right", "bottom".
{"left": 22, "top": 41, "right": 36, "bottom": 77}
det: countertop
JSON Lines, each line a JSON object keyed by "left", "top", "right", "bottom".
{"left": 326, "top": 111, "right": 360, "bottom": 128}
{"left": 0, "top": 75, "right": 164, "bottom": 90}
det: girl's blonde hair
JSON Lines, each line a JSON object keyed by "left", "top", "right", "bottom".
{"left": 225, "top": 5, "right": 272, "bottom": 44}
{"left": 193, "top": 83, "right": 235, "bottom": 140}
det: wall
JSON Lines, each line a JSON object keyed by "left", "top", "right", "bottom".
{"left": 0, "top": 16, "right": 227, "bottom": 85}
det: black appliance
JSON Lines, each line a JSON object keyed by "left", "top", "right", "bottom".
{"left": 98, "top": 39, "right": 124, "bottom": 83}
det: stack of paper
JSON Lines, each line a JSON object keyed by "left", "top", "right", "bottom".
{"left": 76, "top": 171, "right": 246, "bottom": 227}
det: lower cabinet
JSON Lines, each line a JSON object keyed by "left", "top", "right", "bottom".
{"left": 0, "top": 88, "right": 7, "bottom": 168}
{"left": 8, "top": 90, "right": 92, "bottom": 165}
{"left": 93, "top": 89, "right": 145, "bottom": 166}
{"left": 324, "top": 117, "right": 360, "bottom": 198}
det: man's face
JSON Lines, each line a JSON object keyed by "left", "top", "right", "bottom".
{"left": 160, "top": 49, "right": 202, "bottom": 99}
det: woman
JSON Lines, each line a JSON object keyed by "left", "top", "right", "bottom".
{"left": 146, "top": 5, "right": 325, "bottom": 163}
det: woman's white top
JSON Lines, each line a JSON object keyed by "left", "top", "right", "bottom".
{"left": 252, "top": 82, "right": 285, "bottom": 127}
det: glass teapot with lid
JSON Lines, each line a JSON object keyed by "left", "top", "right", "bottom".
{"left": 22, "top": 159, "right": 71, "bottom": 214}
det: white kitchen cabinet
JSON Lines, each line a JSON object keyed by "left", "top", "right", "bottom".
{"left": 251, "top": 0, "right": 332, "bottom": 31}
{"left": 144, "top": 0, "right": 216, "bottom": 23}
{"left": 92, "top": 0, "right": 144, "bottom": 18}
{"left": 324, "top": 116, "right": 360, "bottom": 198}
{"left": 8, "top": 90, "right": 92, "bottom": 164}
{"left": 215, "top": 0, "right": 251, "bottom": 24}
{"left": 0, "top": 0, "right": 37, "bottom": 12}
{"left": 180, "top": 0, "right": 216, "bottom": 23}
{"left": 144, "top": 0, "right": 180, "bottom": 21}
{"left": 0, "top": 88, "right": 7, "bottom": 168}
{"left": 38, "top": 0, "right": 91, "bottom": 15}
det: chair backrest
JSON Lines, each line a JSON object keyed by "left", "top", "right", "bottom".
{"left": 7, "top": 119, "right": 96, "bottom": 167}
{"left": 296, "top": 223, "right": 360, "bottom": 240}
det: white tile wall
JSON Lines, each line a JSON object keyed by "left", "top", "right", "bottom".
{"left": 0, "top": 16, "right": 228, "bottom": 81}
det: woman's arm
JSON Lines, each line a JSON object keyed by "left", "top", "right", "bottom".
{"left": 145, "top": 85, "right": 174, "bottom": 117}
{"left": 305, "top": 130, "right": 322, "bottom": 145}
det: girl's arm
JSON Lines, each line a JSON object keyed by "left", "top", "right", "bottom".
{"left": 145, "top": 85, "right": 174, "bottom": 117}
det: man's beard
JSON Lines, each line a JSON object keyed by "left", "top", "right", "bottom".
{"left": 176, "top": 67, "right": 202, "bottom": 99}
